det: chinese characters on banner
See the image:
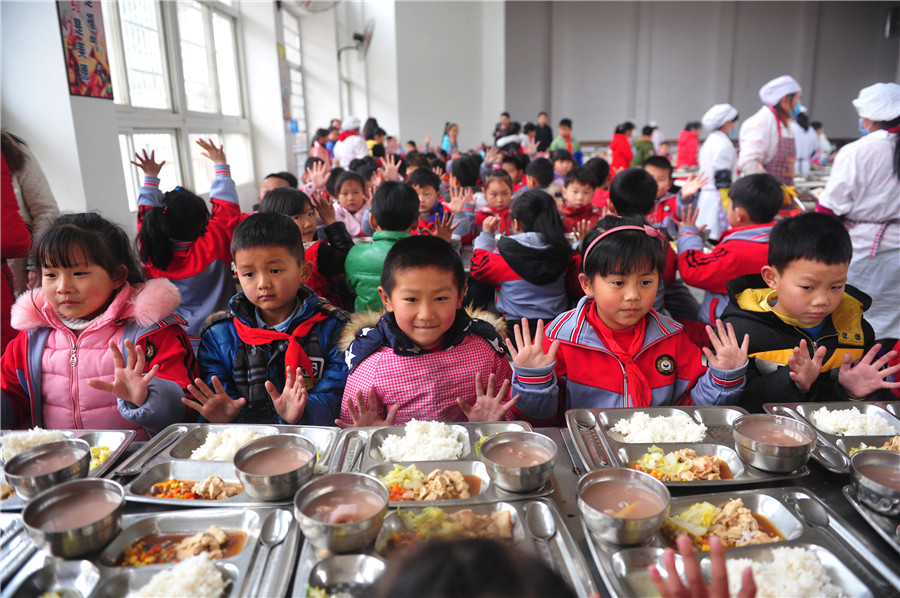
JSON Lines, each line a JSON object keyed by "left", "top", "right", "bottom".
{"left": 57, "top": 0, "right": 113, "bottom": 99}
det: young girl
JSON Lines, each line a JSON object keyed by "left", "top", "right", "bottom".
{"left": 259, "top": 187, "right": 353, "bottom": 307}
{"left": 1, "top": 213, "right": 197, "bottom": 440}
{"left": 475, "top": 170, "right": 514, "bottom": 235}
{"left": 310, "top": 128, "right": 332, "bottom": 170}
{"left": 471, "top": 190, "right": 577, "bottom": 337}
{"left": 609, "top": 122, "right": 635, "bottom": 170}
{"left": 506, "top": 215, "right": 749, "bottom": 425}
{"left": 332, "top": 171, "right": 371, "bottom": 237}
{"left": 133, "top": 139, "right": 240, "bottom": 349}
{"left": 441, "top": 122, "right": 459, "bottom": 156}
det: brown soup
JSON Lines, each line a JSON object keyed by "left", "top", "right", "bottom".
{"left": 581, "top": 480, "right": 666, "bottom": 519}
{"left": 304, "top": 489, "right": 383, "bottom": 524}
{"left": 739, "top": 422, "right": 810, "bottom": 447}
{"left": 485, "top": 441, "right": 552, "bottom": 467}
{"left": 10, "top": 449, "right": 83, "bottom": 476}
{"left": 858, "top": 463, "right": 900, "bottom": 491}
{"left": 239, "top": 447, "right": 313, "bottom": 476}
{"left": 31, "top": 490, "right": 120, "bottom": 532}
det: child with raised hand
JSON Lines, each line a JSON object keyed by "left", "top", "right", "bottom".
{"left": 475, "top": 170, "right": 515, "bottom": 235}
{"left": 408, "top": 168, "right": 470, "bottom": 238}
{"left": 133, "top": 139, "right": 240, "bottom": 350}
{"left": 649, "top": 534, "right": 756, "bottom": 598}
{"left": 471, "top": 190, "right": 577, "bottom": 337}
{"left": 1, "top": 213, "right": 197, "bottom": 439}
{"left": 259, "top": 187, "right": 353, "bottom": 308}
{"left": 193, "top": 212, "right": 349, "bottom": 425}
{"left": 338, "top": 235, "right": 516, "bottom": 427}
{"left": 559, "top": 166, "right": 600, "bottom": 232}
{"left": 331, "top": 171, "right": 371, "bottom": 237}
{"left": 643, "top": 156, "right": 706, "bottom": 238}
{"left": 722, "top": 211, "right": 899, "bottom": 411}
{"left": 507, "top": 215, "right": 749, "bottom": 425}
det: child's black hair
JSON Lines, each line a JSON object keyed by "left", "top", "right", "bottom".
{"left": 258, "top": 187, "right": 313, "bottom": 217}
{"left": 550, "top": 149, "right": 574, "bottom": 164}
{"left": 525, "top": 157, "right": 554, "bottom": 188}
{"left": 609, "top": 167, "right": 658, "bottom": 217}
{"left": 581, "top": 215, "right": 666, "bottom": 278}
{"left": 641, "top": 155, "right": 673, "bottom": 178}
{"left": 264, "top": 171, "right": 298, "bottom": 188}
{"left": 371, "top": 144, "right": 386, "bottom": 158}
{"left": 405, "top": 152, "right": 430, "bottom": 172}
{"left": 312, "top": 128, "right": 329, "bottom": 144}
{"left": 349, "top": 156, "right": 377, "bottom": 172}
{"left": 559, "top": 118, "right": 572, "bottom": 128}
{"left": 450, "top": 155, "right": 479, "bottom": 187}
{"left": 35, "top": 212, "right": 145, "bottom": 285}
{"left": 408, "top": 167, "right": 441, "bottom": 191}
{"left": 641, "top": 125, "right": 655, "bottom": 136}
{"left": 728, "top": 173, "right": 783, "bottom": 224}
{"left": 615, "top": 121, "right": 636, "bottom": 134}
{"left": 357, "top": 164, "right": 379, "bottom": 184}
{"left": 501, "top": 154, "right": 521, "bottom": 171}
{"left": 429, "top": 157, "right": 446, "bottom": 174}
{"left": 380, "top": 235, "right": 465, "bottom": 295}
{"left": 523, "top": 122, "right": 536, "bottom": 135}
{"left": 563, "top": 166, "right": 598, "bottom": 189}
{"left": 684, "top": 121, "right": 702, "bottom": 131}
{"left": 584, "top": 157, "right": 610, "bottom": 187}
{"left": 371, "top": 181, "right": 419, "bottom": 232}
{"left": 231, "top": 212, "right": 305, "bottom": 265}
{"left": 325, "top": 167, "right": 344, "bottom": 197}
{"left": 303, "top": 156, "right": 323, "bottom": 171}
{"left": 499, "top": 142, "right": 521, "bottom": 155}
{"left": 511, "top": 190, "right": 570, "bottom": 254}
{"left": 334, "top": 171, "right": 365, "bottom": 195}
{"left": 483, "top": 169, "right": 514, "bottom": 192}
{"left": 768, "top": 212, "right": 851, "bottom": 272}
{"left": 138, "top": 187, "right": 210, "bottom": 270}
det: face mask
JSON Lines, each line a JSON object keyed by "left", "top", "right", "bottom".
{"left": 858, "top": 119, "right": 869, "bottom": 136}
{"left": 729, "top": 127, "right": 737, "bottom": 138}
{"left": 790, "top": 104, "right": 802, "bottom": 118}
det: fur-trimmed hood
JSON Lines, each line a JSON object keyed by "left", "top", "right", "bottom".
{"left": 11, "top": 278, "right": 182, "bottom": 332}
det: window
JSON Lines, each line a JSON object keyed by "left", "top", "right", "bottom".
{"left": 281, "top": 10, "right": 308, "bottom": 173}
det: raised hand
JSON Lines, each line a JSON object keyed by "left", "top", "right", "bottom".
{"left": 432, "top": 165, "right": 445, "bottom": 178}
{"left": 703, "top": 320, "right": 749, "bottom": 371}
{"left": 484, "top": 146, "right": 500, "bottom": 165}
{"left": 679, "top": 172, "right": 708, "bottom": 198}
{"left": 310, "top": 190, "right": 336, "bottom": 225}
{"left": 306, "top": 160, "right": 332, "bottom": 191}
{"left": 787, "top": 339, "right": 826, "bottom": 394}
{"left": 184, "top": 376, "right": 246, "bottom": 423}
{"left": 130, "top": 149, "right": 166, "bottom": 178}
{"left": 335, "top": 389, "right": 400, "bottom": 429}
{"left": 423, "top": 134, "right": 431, "bottom": 147}
{"left": 673, "top": 204, "right": 706, "bottom": 233}
{"left": 649, "top": 534, "right": 755, "bottom": 598}
{"left": 481, "top": 215, "right": 502, "bottom": 234}
{"left": 505, "top": 318, "right": 560, "bottom": 370}
{"left": 381, "top": 154, "right": 401, "bottom": 181}
{"left": 196, "top": 138, "right": 226, "bottom": 164}
{"left": 446, "top": 186, "right": 472, "bottom": 214}
{"left": 459, "top": 373, "right": 519, "bottom": 422}
{"left": 267, "top": 366, "right": 308, "bottom": 424}
{"left": 839, "top": 344, "right": 900, "bottom": 399}
{"left": 88, "top": 339, "right": 159, "bottom": 407}
{"left": 431, "top": 211, "right": 459, "bottom": 242}
{"left": 524, "top": 139, "right": 539, "bottom": 156}
{"left": 573, "top": 218, "right": 591, "bottom": 242}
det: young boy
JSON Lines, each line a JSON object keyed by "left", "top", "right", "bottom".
{"left": 408, "top": 168, "right": 470, "bottom": 238}
{"left": 332, "top": 171, "right": 370, "bottom": 237}
{"left": 338, "top": 235, "right": 516, "bottom": 426}
{"left": 677, "top": 173, "right": 783, "bottom": 324}
{"left": 345, "top": 181, "right": 418, "bottom": 313}
{"left": 501, "top": 154, "right": 526, "bottom": 192}
{"left": 548, "top": 118, "right": 583, "bottom": 165}
{"left": 258, "top": 171, "right": 298, "bottom": 203}
{"left": 722, "top": 212, "right": 899, "bottom": 411}
{"left": 560, "top": 167, "right": 600, "bottom": 232}
{"left": 522, "top": 157, "right": 554, "bottom": 193}
{"left": 643, "top": 156, "right": 703, "bottom": 238}
{"left": 550, "top": 149, "right": 575, "bottom": 186}
{"left": 194, "top": 212, "right": 349, "bottom": 425}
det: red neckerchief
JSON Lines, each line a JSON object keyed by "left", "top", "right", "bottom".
{"left": 562, "top": 203, "right": 594, "bottom": 218}
{"left": 888, "top": 126, "right": 900, "bottom": 134}
{"left": 338, "top": 129, "right": 359, "bottom": 142}
{"left": 563, "top": 135, "right": 573, "bottom": 154}
{"left": 233, "top": 313, "right": 327, "bottom": 378}
{"left": 584, "top": 301, "right": 652, "bottom": 407}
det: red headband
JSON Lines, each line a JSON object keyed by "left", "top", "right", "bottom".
{"left": 583, "top": 224, "right": 666, "bottom": 261}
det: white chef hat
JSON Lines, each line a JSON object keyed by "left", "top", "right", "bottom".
{"left": 852, "top": 82, "right": 900, "bottom": 122}
{"left": 343, "top": 115, "right": 361, "bottom": 131}
{"left": 648, "top": 120, "right": 659, "bottom": 128}
{"left": 701, "top": 104, "right": 739, "bottom": 131}
{"left": 758, "top": 75, "right": 802, "bottom": 106}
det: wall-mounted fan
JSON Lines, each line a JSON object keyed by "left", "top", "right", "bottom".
{"left": 352, "top": 19, "right": 375, "bottom": 59}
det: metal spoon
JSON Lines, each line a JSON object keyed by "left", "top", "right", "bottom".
{"left": 573, "top": 411, "right": 608, "bottom": 467}
{"left": 526, "top": 502, "right": 558, "bottom": 573}
{"left": 246, "top": 509, "right": 293, "bottom": 597}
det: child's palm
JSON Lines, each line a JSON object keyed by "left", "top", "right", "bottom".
{"left": 505, "top": 319, "right": 560, "bottom": 369}
{"left": 88, "top": 339, "right": 158, "bottom": 407}
{"left": 702, "top": 320, "right": 749, "bottom": 371}
{"left": 267, "top": 367, "right": 308, "bottom": 424}
{"left": 184, "top": 376, "right": 246, "bottom": 423}
{"left": 839, "top": 344, "right": 900, "bottom": 398}
{"left": 459, "top": 373, "right": 519, "bottom": 422}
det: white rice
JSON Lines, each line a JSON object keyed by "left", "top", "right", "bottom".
{"left": 128, "top": 553, "right": 226, "bottom": 598}
{"left": 610, "top": 412, "right": 706, "bottom": 443}
{"left": 379, "top": 420, "right": 466, "bottom": 461}
{"left": 811, "top": 407, "right": 896, "bottom": 436}
{"left": 1, "top": 428, "right": 66, "bottom": 462}
{"left": 189, "top": 428, "right": 264, "bottom": 461}
{"left": 726, "top": 547, "right": 841, "bottom": 598}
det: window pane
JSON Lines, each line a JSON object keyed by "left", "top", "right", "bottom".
{"left": 282, "top": 13, "right": 301, "bottom": 66}
{"left": 119, "top": 135, "right": 137, "bottom": 210}
{"left": 223, "top": 133, "right": 252, "bottom": 185}
{"left": 213, "top": 14, "right": 241, "bottom": 117}
{"left": 117, "top": 0, "right": 169, "bottom": 109}
{"left": 132, "top": 131, "right": 181, "bottom": 192}
{"left": 178, "top": 2, "right": 216, "bottom": 113}
{"left": 188, "top": 133, "right": 222, "bottom": 192}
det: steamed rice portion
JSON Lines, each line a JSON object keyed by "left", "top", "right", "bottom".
{"left": 726, "top": 547, "right": 841, "bottom": 598}
{"left": 811, "top": 407, "right": 896, "bottom": 436}
{"left": 128, "top": 553, "right": 226, "bottom": 598}
{"left": 610, "top": 412, "right": 707, "bottom": 443}
{"left": 379, "top": 420, "right": 466, "bottom": 461}
{"left": 190, "top": 428, "right": 264, "bottom": 461}
{"left": 1, "top": 428, "right": 66, "bottom": 461}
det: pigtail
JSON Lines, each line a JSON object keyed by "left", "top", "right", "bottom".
{"left": 138, "top": 207, "right": 175, "bottom": 270}
{"left": 511, "top": 190, "right": 569, "bottom": 254}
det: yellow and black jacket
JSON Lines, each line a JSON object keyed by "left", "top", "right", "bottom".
{"left": 721, "top": 274, "right": 888, "bottom": 412}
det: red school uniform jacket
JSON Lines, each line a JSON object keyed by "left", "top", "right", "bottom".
{"left": 560, "top": 204, "right": 601, "bottom": 233}
{"left": 474, "top": 206, "right": 512, "bottom": 235}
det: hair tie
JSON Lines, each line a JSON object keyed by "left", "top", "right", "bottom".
{"left": 162, "top": 205, "right": 169, "bottom": 215}
{"left": 583, "top": 224, "right": 666, "bottom": 261}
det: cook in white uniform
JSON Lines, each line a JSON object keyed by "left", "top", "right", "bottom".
{"left": 789, "top": 108, "right": 819, "bottom": 175}
{"left": 739, "top": 75, "right": 803, "bottom": 186}
{"left": 696, "top": 103, "right": 739, "bottom": 240}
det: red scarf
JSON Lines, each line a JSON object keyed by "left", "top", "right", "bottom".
{"left": 563, "top": 135, "right": 573, "bottom": 154}
{"left": 585, "top": 301, "right": 652, "bottom": 408}
{"left": 338, "top": 129, "right": 359, "bottom": 142}
{"left": 233, "top": 313, "right": 327, "bottom": 379}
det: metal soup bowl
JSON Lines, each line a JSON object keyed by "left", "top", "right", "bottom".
{"left": 233, "top": 434, "right": 317, "bottom": 501}
{"left": 480, "top": 431, "right": 557, "bottom": 493}
{"left": 5, "top": 439, "right": 91, "bottom": 500}
{"left": 294, "top": 473, "right": 388, "bottom": 553}
{"left": 577, "top": 468, "right": 670, "bottom": 546}
{"left": 23, "top": 478, "right": 125, "bottom": 558}
{"left": 850, "top": 450, "right": 900, "bottom": 516}
{"left": 732, "top": 414, "right": 815, "bottom": 473}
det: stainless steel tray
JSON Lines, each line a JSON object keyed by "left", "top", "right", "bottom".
{"left": 765, "top": 402, "right": 900, "bottom": 473}
{"left": 842, "top": 485, "right": 900, "bottom": 557}
{"left": 566, "top": 407, "right": 810, "bottom": 487}
{"left": 0, "top": 429, "right": 136, "bottom": 511}
{"left": 292, "top": 498, "right": 598, "bottom": 598}
{"left": 582, "top": 487, "right": 900, "bottom": 597}
{"left": 1, "top": 507, "right": 300, "bottom": 598}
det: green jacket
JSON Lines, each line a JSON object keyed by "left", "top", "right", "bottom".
{"left": 631, "top": 137, "right": 654, "bottom": 167}
{"left": 345, "top": 230, "right": 411, "bottom": 313}
{"left": 548, "top": 136, "right": 582, "bottom": 154}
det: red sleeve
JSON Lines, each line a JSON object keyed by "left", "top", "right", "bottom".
{"left": 203, "top": 198, "right": 242, "bottom": 263}
{"left": 673, "top": 332, "right": 707, "bottom": 405}
{"left": 1, "top": 331, "right": 33, "bottom": 428}
{"left": 137, "top": 324, "right": 199, "bottom": 398}
{"left": 678, "top": 242, "right": 765, "bottom": 294}
{"left": 663, "top": 246, "right": 677, "bottom": 285}
{"left": 469, "top": 248, "right": 519, "bottom": 287}
{"left": 565, "top": 254, "right": 584, "bottom": 299}
{"left": 1, "top": 154, "right": 31, "bottom": 259}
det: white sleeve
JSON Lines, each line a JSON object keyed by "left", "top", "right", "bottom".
{"left": 738, "top": 110, "right": 775, "bottom": 173}
{"left": 818, "top": 144, "right": 858, "bottom": 216}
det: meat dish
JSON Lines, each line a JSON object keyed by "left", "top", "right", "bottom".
{"left": 628, "top": 446, "right": 731, "bottom": 481}
{"left": 663, "top": 498, "right": 783, "bottom": 549}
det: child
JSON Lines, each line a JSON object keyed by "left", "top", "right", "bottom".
{"left": 475, "top": 170, "right": 514, "bottom": 235}
{"left": 441, "top": 122, "right": 459, "bottom": 156}
{"left": 609, "top": 122, "right": 635, "bottom": 170}
{"left": 258, "top": 170, "right": 298, "bottom": 203}
{"left": 501, "top": 154, "right": 526, "bottom": 192}
{"left": 133, "top": 140, "right": 240, "bottom": 349}
{"left": 643, "top": 156, "right": 704, "bottom": 238}
{"left": 345, "top": 181, "right": 418, "bottom": 313}
{"left": 631, "top": 125, "right": 656, "bottom": 167}
{"left": 722, "top": 212, "right": 899, "bottom": 411}
{"left": 310, "top": 129, "right": 332, "bottom": 170}
{"left": 332, "top": 171, "right": 370, "bottom": 237}
{"left": 471, "top": 190, "right": 576, "bottom": 336}
{"left": 338, "top": 235, "right": 515, "bottom": 426}
{"left": 548, "top": 118, "right": 583, "bottom": 165}
{"left": 408, "top": 168, "right": 469, "bottom": 238}
{"left": 1, "top": 213, "right": 197, "bottom": 439}
{"left": 259, "top": 187, "right": 353, "bottom": 307}
{"left": 584, "top": 157, "right": 611, "bottom": 210}
{"left": 560, "top": 167, "right": 600, "bottom": 232}
{"left": 677, "top": 173, "right": 782, "bottom": 324}
{"left": 676, "top": 121, "right": 702, "bottom": 169}
{"left": 522, "top": 157, "right": 554, "bottom": 193}
{"left": 507, "top": 215, "right": 749, "bottom": 425}
{"left": 550, "top": 149, "right": 575, "bottom": 186}
{"left": 194, "top": 212, "right": 349, "bottom": 425}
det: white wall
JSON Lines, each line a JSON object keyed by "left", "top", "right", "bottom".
{"left": 297, "top": 3, "right": 341, "bottom": 135}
